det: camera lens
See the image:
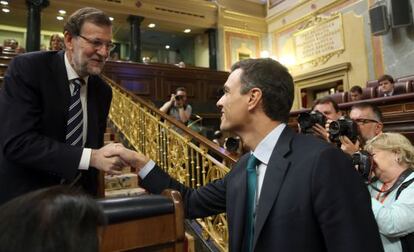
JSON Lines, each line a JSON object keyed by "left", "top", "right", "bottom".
{"left": 328, "top": 121, "right": 340, "bottom": 135}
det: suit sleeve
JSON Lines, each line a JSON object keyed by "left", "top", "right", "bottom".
{"left": 140, "top": 165, "right": 227, "bottom": 218}
{"left": 311, "top": 147, "right": 384, "bottom": 252}
{"left": 0, "top": 56, "right": 82, "bottom": 180}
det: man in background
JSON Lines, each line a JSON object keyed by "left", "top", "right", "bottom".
{"left": 0, "top": 7, "right": 124, "bottom": 205}
{"left": 340, "top": 102, "right": 383, "bottom": 155}
{"left": 160, "top": 87, "right": 192, "bottom": 124}
{"left": 349, "top": 85, "right": 363, "bottom": 101}
{"left": 378, "top": 74, "right": 400, "bottom": 97}
{"left": 311, "top": 96, "right": 342, "bottom": 142}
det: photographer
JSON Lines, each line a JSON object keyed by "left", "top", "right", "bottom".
{"left": 308, "top": 97, "right": 342, "bottom": 141}
{"left": 364, "top": 133, "right": 414, "bottom": 252}
{"left": 160, "top": 87, "right": 192, "bottom": 124}
{"left": 341, "top": 103, "right": 383, "bottom": 155}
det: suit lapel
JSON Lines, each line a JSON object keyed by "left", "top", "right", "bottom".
{"left": 253, "top": 127, "right": 294, "bottom": 249}
{"left": 227, "top": 154, "right": 249, "bottom": 252}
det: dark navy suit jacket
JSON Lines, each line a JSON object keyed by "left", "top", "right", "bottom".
{"left": 141, "top": 127, "right": 384, "bottom": 252}
{"left": 0, "top": 50, "right": 112, "bottom": 204}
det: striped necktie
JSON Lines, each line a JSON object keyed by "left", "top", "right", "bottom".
{"left": 66, "top": 78, "right": 84, "bottom": 147}
{"left": 245, "top": 154, "right": 259, "bottom": 252}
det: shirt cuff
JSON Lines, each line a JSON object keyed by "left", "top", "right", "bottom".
{"left": 79, "top": 148, "right": 91, "bottom": 170}
{"left": 138, "top": 159, "right": 155, "bottom": 179}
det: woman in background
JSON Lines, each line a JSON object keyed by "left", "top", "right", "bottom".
{"left": 49, "top": 34, "right": 64, "bottom": 51}
{"left": 365, "top": 132, "right": 414, "bottom": 252}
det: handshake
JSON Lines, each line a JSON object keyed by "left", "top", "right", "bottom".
{"left": 90, "top": 143, "right": 149, "bottom": 175}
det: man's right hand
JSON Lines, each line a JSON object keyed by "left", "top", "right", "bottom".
{"left": 106, "top": 145, "right": 150, "bottom": 173}
{"left": 312, "top": 124, "right": 330, "bottom": 142}
{"left": 90, "top": 143, "right": 126, "bottom": 175}
{"left": 340, "top": 136, "right": 360, "bottom": 155}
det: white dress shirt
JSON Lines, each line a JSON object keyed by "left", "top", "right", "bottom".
{"left": 64, "top": 53, "right": 91, "bottom": 170}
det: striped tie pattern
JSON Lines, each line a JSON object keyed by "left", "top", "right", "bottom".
{"left": 66, "top": 78, "right": 84, "bottom": 147}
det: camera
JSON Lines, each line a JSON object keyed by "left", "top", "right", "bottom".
{"left": 352, "top": 151, "right": 373, "bottom": 181}
{"left": 328, "top": 117, "right": 359, "bottom": 145}
{"left": 297, "top": 110, "right": 327, "bottom": 134}
{"left": 224, "top": 136, "right": 240, "bottom": 153}
{"left": 175, "top": 95, "right": 183, "bottom": 101}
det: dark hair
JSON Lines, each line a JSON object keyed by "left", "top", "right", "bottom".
{"left": 350, "top": 85, "right": 363, "bottom": 94}
{"left": 64, "top": 7, "right": 112, "bottom": 36}
{"left": 378, "top": 74, "right": 394, "bottom": 84}
{"left": 312, "top": 96, "right": 340, "bottom": 113}
{"left": 175, "top": 87, "right": 186, "bottom": 94}
{"left": 231, "top": 58, "right": 294, "bottom": 122}
{"left": 351, "top": 102, "right": 383, "bottom": 122}
{"left": 0, "top": 186, "right": 105, "bottom": 252}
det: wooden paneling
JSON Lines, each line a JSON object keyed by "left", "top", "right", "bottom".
{"left": 103, "top": 61, "right": 228, "bottom": 130}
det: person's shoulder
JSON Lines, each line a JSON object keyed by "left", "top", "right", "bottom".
{"left": 13, "top": 50, "right": 59, "bottom": 62}
{"left": 291, "top": 132, "right": 335, "bottom": 153}
{"left": 8, "top": 51, "right": 61, "bottom": 75}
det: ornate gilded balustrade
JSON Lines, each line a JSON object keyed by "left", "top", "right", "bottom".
{"left": 103, "top": 75, "right": 237, "bottom": 251}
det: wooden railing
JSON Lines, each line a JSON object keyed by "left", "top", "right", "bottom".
{"left": 103, "top": 75, "right": 237, "bottom": 251}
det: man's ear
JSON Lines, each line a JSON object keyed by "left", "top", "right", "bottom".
{"left": 375, "top": 122, "right": 383, "bottom": 135}
{"left": 247, "top": 87, "right": 262, "bottom": 111}
{"left": 63, "top": 31, "right": 74, "bottom": 50}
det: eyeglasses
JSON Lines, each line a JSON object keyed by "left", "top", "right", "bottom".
{"left": 78, "top": 35, "right": 115, "bottom": 51}
{"left": 354, "top": 118, "right": 379, "bottom": 125}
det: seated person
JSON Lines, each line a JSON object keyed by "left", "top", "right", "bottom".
{"left": 378, "top": 74, "right": 401, "bottom": 97}
{"left": 364, "top": 133, "right": 414, "bottom": 252}
{"left": 341, "top": 102, "right": 383, "bottom": 155}
{"left": 349, "top": 85, "right": 363, "bottom": 101}
{"left": 49, "top": 34, "right": 64, "bottom": 51}
{"left": 160, "top": 87, "right": 192, "bottom": 124}
{"left": 310, "top": 96, "right": 342, "bottom": 142}
{"left": 0, "top": 186, "right": 105, "bottom": 252}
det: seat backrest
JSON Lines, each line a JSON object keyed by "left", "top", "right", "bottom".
{"left": 328, "top": 92, "right": 348, "bottom": 104}
{"left": 396, "top": 75, "right": 414, "bottom": 83}
{"left": 361, "top": 86, "right": 377, "bottom": 99}
{"left": 366, "top": 79, "right": 379, "bottom": 88}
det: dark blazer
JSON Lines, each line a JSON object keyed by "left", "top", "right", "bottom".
{"left": 0, "top": 51, "right": 112, "bottom": 205}
{"left": 141, "top": 127, "right": 384, "bottom": 252}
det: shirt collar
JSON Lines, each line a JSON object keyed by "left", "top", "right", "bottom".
{"left": 252, "top": 123, "right": 286, "bottom": 166}
{"left": 64, "top": 52, "right": 89, "bottom": 84}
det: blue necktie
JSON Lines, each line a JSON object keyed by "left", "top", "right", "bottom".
{"left": 66, "top": 78, "right": 84, "bottom": 147}
{"left": 245, "top": 154, "right": 259, "bottom": 252}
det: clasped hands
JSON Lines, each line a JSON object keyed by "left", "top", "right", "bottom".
{"left": 90, "top": 143, "right": 149, "bottom": 175}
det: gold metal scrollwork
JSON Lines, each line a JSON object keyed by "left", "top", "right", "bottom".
{"left": 106, "top": 78, "right": 231, "bottom": 251}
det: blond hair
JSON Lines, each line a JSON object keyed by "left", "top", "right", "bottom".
{"left": 365, "top": 132, "right": 414, "bottom": 168}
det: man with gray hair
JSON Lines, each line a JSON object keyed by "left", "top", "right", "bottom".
{"left": 0, "top": 7, "right": 124, "bottom": 205}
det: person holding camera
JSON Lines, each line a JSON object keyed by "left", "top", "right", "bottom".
{"left": 309, "top": 96, "right": 342, "bottom": 141}
{"left": 364, "top": 133, "right": 414, "bottom": 252}
{"left": 160, "top": 87, "right": 192, "bottom": 124}
{"left": 340, "top": 103, "right": 383, "bottom": 155}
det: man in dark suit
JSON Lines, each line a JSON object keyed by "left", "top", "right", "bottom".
{"left": 111, "top": 58, "right": 383, "bottom": 251}
{"left": 0, "top": 7, "right": 124, "bottom": 205}
{"left": 378, "top": 74, "right": 402, "bottom": 97}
